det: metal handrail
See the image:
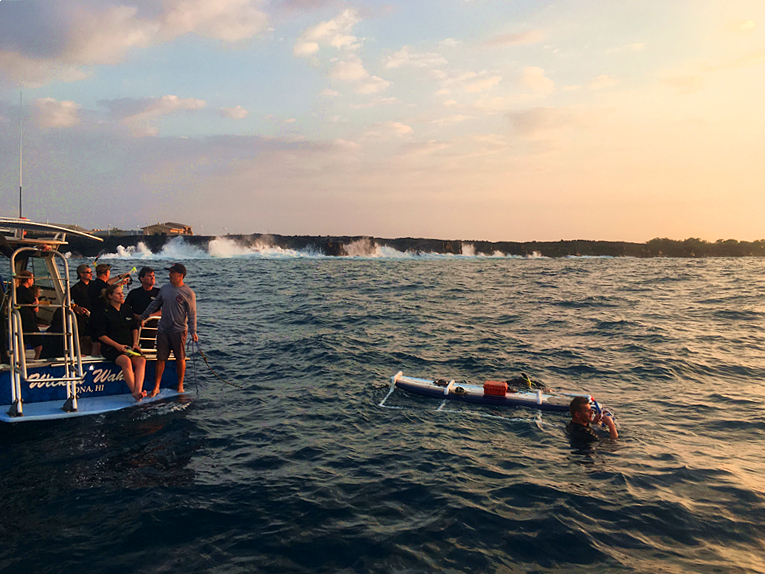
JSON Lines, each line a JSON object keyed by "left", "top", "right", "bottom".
{"left": 6, "top": 248, "right": 84, "bottom": 415}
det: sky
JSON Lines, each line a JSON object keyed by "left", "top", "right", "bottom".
{"left": 0, "top": 0, "right": 763, "bottom": 242}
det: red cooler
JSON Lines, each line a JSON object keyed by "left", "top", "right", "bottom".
{"left": 483, "top": 381, "right": 508, "bottom": 397}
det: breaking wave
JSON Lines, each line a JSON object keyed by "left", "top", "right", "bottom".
{"left": 84, "top": 236, "right": 596, "bottom": 261}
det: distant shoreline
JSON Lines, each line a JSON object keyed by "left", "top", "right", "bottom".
{"left": 59, "top": 234, "right": 765, "bottom": 259}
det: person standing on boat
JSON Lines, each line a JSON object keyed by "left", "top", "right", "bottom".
{"left": 126, "top": 267, "right": 160, "bottom": 351}
{"left": 70, "top": 264, "right": 94, "bottom": 355}
{"left": 140, "top": 263, "right": 197, "bottom": 397}
{"left": 15, "top": 270, "right": 42, "bottom": 359}
{"left": 87, "top": 263, "right": 130, "bottom": 311}
{"left": 126, "top": 267, "right": 160, "bottom": 317}
{"left": 90, "top": 284, "right": 146, "bottom": 401}
{"left": 566, "top": 396, "right": 618, "bottom": 443}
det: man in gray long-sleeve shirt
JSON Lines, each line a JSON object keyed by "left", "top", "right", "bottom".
{"left": 140, "top": 263, "right": 198, "bottom": 396}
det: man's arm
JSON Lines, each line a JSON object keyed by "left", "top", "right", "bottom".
{"left": 600, "top": 414, "right": 618, "bottom": 439}
{"left": 140, "top": 289, "right": 163, "bottom": 321}
{"left": 188, "top": 289, "right": 198, "bottom": 342}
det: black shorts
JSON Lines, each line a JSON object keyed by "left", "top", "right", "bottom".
{"left": 101, "top": 344, "right": 126, "bottom": 364}
{"left": 156, "top": 331, "right": 187, "bottom": 361}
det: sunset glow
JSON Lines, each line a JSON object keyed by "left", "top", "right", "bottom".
{"left": 0, "top": 0, "right": 763, "bottom": 242}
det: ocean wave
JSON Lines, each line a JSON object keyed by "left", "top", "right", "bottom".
{"left": 76, "top": 236, "right": 612, "bottom": 261}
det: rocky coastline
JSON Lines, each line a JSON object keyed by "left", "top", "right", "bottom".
{"left": 60, "top": 233, "right": 765, "bottom": 259}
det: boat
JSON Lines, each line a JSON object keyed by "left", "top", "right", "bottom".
{"left": 387, "top": 371, "right": 607, "bottom": 413}
{"left": 0, "top": 218, "right": 181, "bottom": 423}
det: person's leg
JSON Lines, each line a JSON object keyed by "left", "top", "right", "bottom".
{"left": 149, "top": 331, "right": 170, "bottom": 398}
{"left": 174, "top": 331, "right": 188, "bottom": 393}
{"left": 149, "top": 360, "right": 165, "bottom": 398}
{"left": 132, "top": 356, "right": 146, "bottom": 398}
{"left": 176, "top": 357, "right": 185, "bottom": 393}
{"left": 115, "top": 354, "right": 141, "bottom": 399}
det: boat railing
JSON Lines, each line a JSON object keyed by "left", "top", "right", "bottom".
{"left": 137, "top": 315, "right": 160, "bottom": 360}
{"left": 136, "top": 316, "right": 182, "bottom": 361}
{"left": 6, "top": 248, "right": 85, "bottom": 417}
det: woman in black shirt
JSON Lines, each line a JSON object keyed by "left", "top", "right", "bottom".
{"left": 91, "top": 284, "right": 147, "bottom": 401}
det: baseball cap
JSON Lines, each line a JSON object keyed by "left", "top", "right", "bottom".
{"left": 166, "top": 263, "right": 187, "bottom": 276}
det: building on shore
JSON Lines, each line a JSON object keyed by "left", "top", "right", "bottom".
{"left": 142, "top": 222, "right": 194, "bottom": 236}
{"left": 89, "top": 226, "right": 143, "bottom": 237}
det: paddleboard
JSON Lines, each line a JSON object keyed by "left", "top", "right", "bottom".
{"left": 391, "top": 371, "right": 594, "bottom": 412}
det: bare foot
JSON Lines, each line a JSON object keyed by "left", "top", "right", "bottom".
{"left": 133, "top": 390, "right": 147, "bottom": 401}
{"left": 176, "top": 386, "right": 184, "bottom": 394}
{"left": 148, "top": 387, "right": 160, "bottom": 398}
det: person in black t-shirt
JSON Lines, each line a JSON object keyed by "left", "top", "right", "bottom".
{"left": 15, "top": 270, "right": 42, "bottom": 359}
{"left": 566, "top": 396, "right": 618, "bottom": 445}
{"left": 87, "top": 263, "right": 112, "bottom": 314}
{"left": 126, "top": 267, "right": 160, "bottom": 351}
{"left": 125, "top": 267, "right": 160, "bottom": 317}
{"left": 90, "top": 284, "right": 146, "bottom": 401}
{"left": 70, "top": 264, "right": 94, "bottom": 355}
{"left": 87, "top": 263, "right": 131, "bottom": 356}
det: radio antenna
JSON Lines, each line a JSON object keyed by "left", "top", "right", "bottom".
{"left": 19, "top": 91, "right": 23, "bottom": 218}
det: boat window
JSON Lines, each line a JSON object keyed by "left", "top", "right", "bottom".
{"left": 28, "top": 257, "right": 53, "bottom": 287}
{"left": 27, "top": 256, "right": 63, "bottom": 324}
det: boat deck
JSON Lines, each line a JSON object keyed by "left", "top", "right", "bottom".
{"left": 0, "top": 388, "right": 182, "bottom": 423}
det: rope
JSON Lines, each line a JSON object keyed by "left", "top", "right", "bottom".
{"left": 190, "top": 339, "right": 199, "bottom": 397}
{"left": 193, "top": 340, "right": 245, "bottom": 389}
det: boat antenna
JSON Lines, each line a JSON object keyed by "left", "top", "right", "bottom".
{"left": 19, "top": 91, "right": 23, "bottom": 218}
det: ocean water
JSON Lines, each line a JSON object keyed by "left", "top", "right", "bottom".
{"left": 2, "top": 252, "right": 765, "bottom": 573}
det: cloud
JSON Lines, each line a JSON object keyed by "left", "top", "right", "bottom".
{"left": 471, "top": 94, "right": 537, "bottom": 113}
{"left": 329, "top": 56, "right": 368, "bottom": 81}
{"left": 349, "top": 97, "right": 400, "bottom": 109}
{"left": 521, "top": 66, "right": 554, "bottom": 95}
{"left": 293, "top": 8, "right": 360, "bottom": 57}
{"left": 506, "top": 107, "right": 573, "bottom": 137}
{"left": 483, "top": 29, "right": 546, "bottom": 47}
{"left": 0, "top": 0, "right": 268, "bottom": 86}
{"left": 220, "top": 105, "right": 249, "bottom": 119}
{"left": 355, "top": 76, "right": 391, "bottom": 94}
{"left": 34, "top": 98, "right": 80, "bottom": 128}
{"left": 699, "top": 51, "right": 765, "bottom": 73}
{"left": 0, "top": 52, "right": 90, "bottom": 88}
{"left": 431, "top": 69, "right": 478, "bottom": 87}
{"left": 606, "top": 43, "right": 645, "bottom": 53}
{"left": 431, "top": 115, "right": 473, "bottom": 126}
{"left": 329, "top": 55, "right": 391, "bottom": 94}
{"left": 661, "top": 75, "right": 704, "bottom": 95}
{"left": 464, "top": 75, "right": 501, "bottom": 93}
{"left": 364, "top": 121, "right": 413, "bottom": 139}
{"left": 588, "top": 74, "right": 619, "bottom": 89}
{"left": 384, "top": 46, "right": 448, "bottom": 69}
{"left": 727, "top": 19, "right": 756, "bottom": 35}
{"left": 161, "top": 0, "right": 268, "bottom": 42}
{"left": 505, "top": 107, "right": 604, "bottom": 144}
{"left": 397, "top": 140, "right": 449, "bottom": 157}
{"left": 320, "top": 89, "right": 340, "bottom": 97}
{"left": 101, "top": 95, "right": 206, "bottom": 136}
